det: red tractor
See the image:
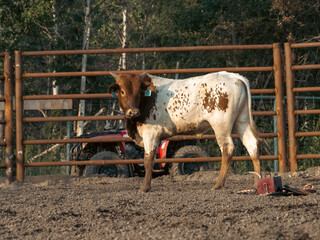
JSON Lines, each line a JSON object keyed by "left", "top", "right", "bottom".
{"left": 69, "top": 129, "right": 214, "bottom": 178}
{"left": 69, "top": 99, "right": 213, "bottom": 177}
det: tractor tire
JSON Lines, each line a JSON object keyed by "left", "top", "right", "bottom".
{"left": 84, "top": 151, "right": 130, "bottom": 178}
{"left": 170, "top": 145, "right": 213, "bottom": 175}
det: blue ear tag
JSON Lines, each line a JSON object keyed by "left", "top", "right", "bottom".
{"left": 111, "top": 90, "right": 117, "bottom": 98}
{"left": 144, "top": 87, "right": 152, "bottom": 97}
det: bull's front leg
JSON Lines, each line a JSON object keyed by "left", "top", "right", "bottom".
{"left": 140, "top": 149, "right": 156, "bottom": 193}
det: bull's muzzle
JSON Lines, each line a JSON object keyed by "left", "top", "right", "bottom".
{"left": 125, "top": 108, "right": 140, "bottom": 118}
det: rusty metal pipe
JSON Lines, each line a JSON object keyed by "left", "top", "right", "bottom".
{"left": 22, "top": 67, "right": 274, "bottom": 78}
{"left": 294, "top": 109, "right": 320, "bottom": 115}
{"left": 15, "top": 51, "right": 25, "bottom": 183}
{"left": 273, "top": 43, "right": 287, "bottom": 172}
{"left": 23, "top": 115, "right": 125, "bottom": 122}
{"left": 21, "top": 44, "right": 273, "bottom": 56}
{"left": 292, "top": 64, "right": 320, "bottom": 70}
{"left": 22, "top": 132, "right": 277, "bottom": 145}
{"left": 4, "top": 52, "right": 13, "bottom": 184}
{"left": 24, "top": 93, "right": 112, "bottom": 100}
{"left": 22, "top": 110, "right": 276, "bottom": 123}
{"left": 21, "top": 89, "right": 275, "bottom": 101}
{"left": 24, "top": 155, "right": 279, "bottom": 167}
{"left": 295, "top": 131, "right": 320, "bottom": 137}
{"left": 294, "top": 87, "right": 320, "bottom": 92}
{"left": 291, "top": 42, "right": 320, "bottom": 48}
{"left": 24, "top": 137, "right": 133, "bottom": 145}
{"left": 296, "top": 154, "right": 320, "bottom": 159}
{"left": 284, "top": 43, "right": 298, "bottom": 172}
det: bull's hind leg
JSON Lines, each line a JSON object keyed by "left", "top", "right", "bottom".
{"left": 213, "top": 132, "right": 235, "bottom": 190}
{"left": 234, "top": 120, "right": 261, "bottom": 183}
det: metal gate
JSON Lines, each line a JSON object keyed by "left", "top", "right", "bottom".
{"left": 285, "top": 42, "right": 320, "bottom": 171}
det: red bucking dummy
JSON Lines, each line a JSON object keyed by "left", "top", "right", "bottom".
{"left": 256, "top": 176, "right": 283, "bottom": 195}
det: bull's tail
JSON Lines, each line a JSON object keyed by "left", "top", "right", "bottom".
{"left": 236, "top": 74, "right": 261, "bottom": 142}
{"left": 236, "top": 74, "right": 274, "bottom": 156}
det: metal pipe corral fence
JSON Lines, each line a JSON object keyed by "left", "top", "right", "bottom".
{"left": 13, "top": 44, "right": 288, "bottom": 182}
{"left": 1, "top": 42, "right": 320, "bottom": 183}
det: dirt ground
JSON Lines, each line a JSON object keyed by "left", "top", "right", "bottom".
{"left": 0, "top": 167, "right": 319, "bottom": 240}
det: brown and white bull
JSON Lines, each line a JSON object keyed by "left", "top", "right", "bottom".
{"left": 108, "top": 71, "right": 260, "bottom": 192}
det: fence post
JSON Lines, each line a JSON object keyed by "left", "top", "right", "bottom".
{"left": 284, "top": 43, "right": 298, "bottom": 172}
{"left": 273, "top": 43, "right": 287, "bottom": 172}
{"left": 15, "top": 51, "right": 25, "bottom": 182}
{"left": 4, "top": 52, "right": 14, "bottom": 184}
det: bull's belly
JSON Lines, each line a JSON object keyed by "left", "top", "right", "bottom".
{"left": 166, "top": 119, "right": 211, "bottom": 136}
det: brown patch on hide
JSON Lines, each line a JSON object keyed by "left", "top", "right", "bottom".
{"left": 202, "top": 88, "right": 217, "bottom": 113}
{"left": 202, "top": 83, "right": 229, "bottom": 113}
{"left": 217, "top": 91, "right": 228, "bottom": 111}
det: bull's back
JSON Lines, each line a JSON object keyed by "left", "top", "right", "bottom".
{"left": 152, "top": 72, "right": 248, "bottom": 135}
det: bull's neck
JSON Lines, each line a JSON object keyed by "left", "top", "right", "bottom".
{"left": 125, "top": 90, "right": 158, "bottom": 140}
{"left": 125, "top": 118, "right": 139, "bottom": 141}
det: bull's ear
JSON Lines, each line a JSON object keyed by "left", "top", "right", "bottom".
{"left": 140, "top": 73, "right": 155, "bottom": 91}
{"left": 107, "top": 83, "right": 120, "bottom": 93}
{"left": 110, "top": 72, "right": 119, "bottom": 80}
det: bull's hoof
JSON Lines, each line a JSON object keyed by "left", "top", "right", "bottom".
{"left": 139, "top": 186, "right": 151, "bottom": 193}
{"left": 212, "top": 184, "right": 222, "bottom": 190}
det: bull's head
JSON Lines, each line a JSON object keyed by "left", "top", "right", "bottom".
{"left": 108, "top": 73, "right": 155, "bottom": 118}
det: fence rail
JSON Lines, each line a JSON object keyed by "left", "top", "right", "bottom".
{"left": 23, "top": 67, "right": 274, "bottom": 79}
{"left": 22, "top": 133, "right": 278, "bottom": 145}
{"left": 21, "top": 89, "right": 275, "bottom": 100}
{"left": 20, "top": 44, "right": 273, "bottom": 56}
{"left": 24, "top": 155, "right": 279, "bottom": 168}
{"left": 22, "top": 110, "right": 276, "bottom": 123}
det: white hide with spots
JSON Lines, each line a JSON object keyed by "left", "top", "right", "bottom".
{"left": 137, "top": 71, "right": 257, "bottom": 157}
{"left": 109, "top": 71, "right": 260, "bottom": 191}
